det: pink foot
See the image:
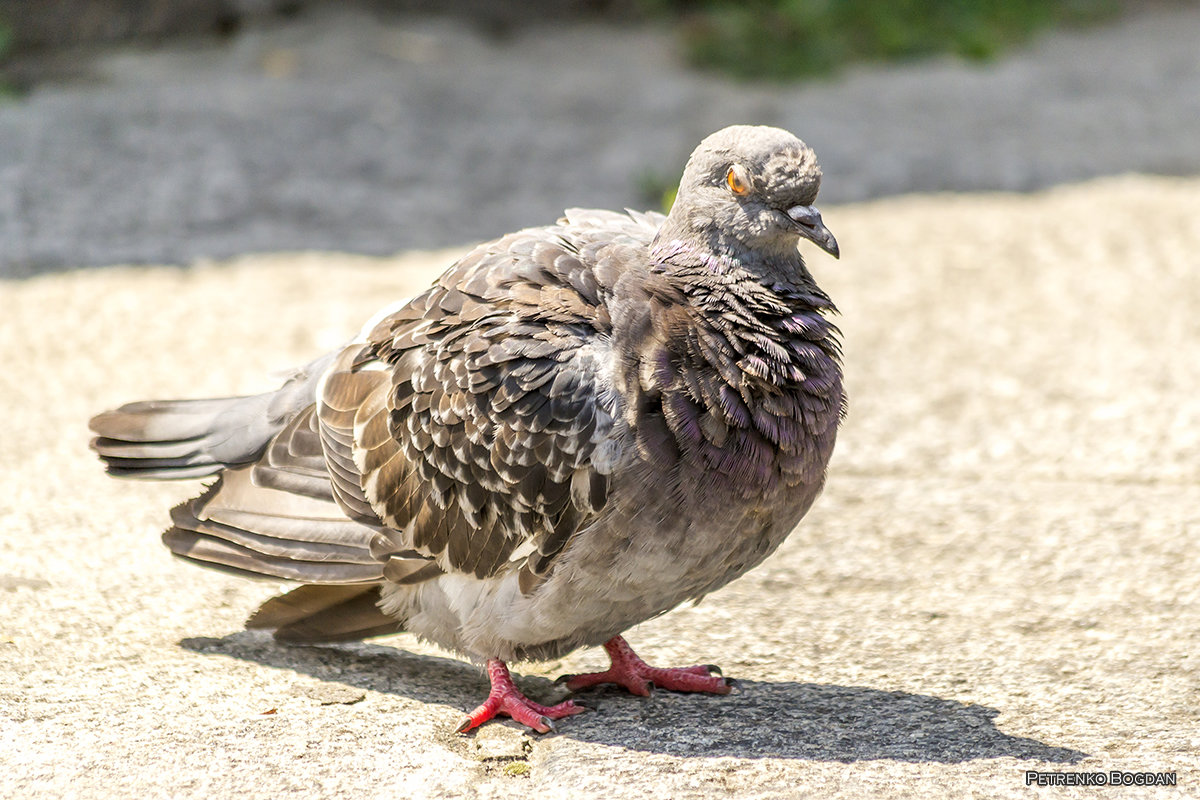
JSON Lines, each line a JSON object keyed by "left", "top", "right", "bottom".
{"left": 456, "top": 659, "right": 588, "bottom": 734}
{"left": 560, "top": 635, "right": 731, "bottom": 696}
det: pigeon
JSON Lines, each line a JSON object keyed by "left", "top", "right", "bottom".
{"left": 89, "top": 125, "right": 844, "bottom": 734}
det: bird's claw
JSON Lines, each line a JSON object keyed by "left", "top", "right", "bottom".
{"left": 456, "top": 659, "right": 589, "bottom": 735}
{"left": 558, "top": 636, "right": 732, "bottom": 697}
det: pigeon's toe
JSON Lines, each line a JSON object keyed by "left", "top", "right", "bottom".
{"left": 560, "top": 635, "right": 731, "bottom": 697}
{"left": 457, "top": 659, "right": 589, "bottom": 735}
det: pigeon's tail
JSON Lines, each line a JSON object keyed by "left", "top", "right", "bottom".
{"left": 246, "top": 584, "right": 404, "bottom": 643}
{"left": 89, "top": 395, "right": 279, "bottom": 479}
{"left": 88, "top": 353, "right": 335, "bottom": 480}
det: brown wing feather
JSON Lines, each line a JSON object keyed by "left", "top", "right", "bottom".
{"left": 314, "top": 218, "right": 638, "bottom": 590}
{"left": 163, "top": 464, "right": 387, "bottom": 583}
{"left": 174, "top": 212, "right": 645, "bottom": 599}
{"left": 161, "top": 407, "right": 399, "bottom": 585}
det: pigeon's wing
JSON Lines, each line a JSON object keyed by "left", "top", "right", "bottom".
{"left": 163, "top": 405, "right": 392, "bottom": 584}
{"left": 326, "top": 218, "right": 642, "bottom": 593}
{"left": 164, "top": 212, "right": 649, "bottom": 602}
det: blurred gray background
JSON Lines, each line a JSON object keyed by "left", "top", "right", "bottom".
{"left": 1, "top": 0, "right": 1199, "bottom": 276}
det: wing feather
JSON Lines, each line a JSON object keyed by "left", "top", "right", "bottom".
{"left": 164, "top": 209, "right": 649, "bottom": 596}
{"left": 319, "top": 214, "right": 644, "bottom": 588}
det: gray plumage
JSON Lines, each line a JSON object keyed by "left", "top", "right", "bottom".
{"left": 90, "top": 124, "right": 844, "bottom": 667}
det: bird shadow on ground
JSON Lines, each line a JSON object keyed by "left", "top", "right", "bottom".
{"left": 181, "top": 632, "right": 1084, "bottom": 764}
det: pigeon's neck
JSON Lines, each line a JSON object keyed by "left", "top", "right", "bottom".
{"left": 652, "top": 204, "right": 812, "bottom": 268}
{"left": 652, "top": 249, "right": 841, "bottom": 393}
{"left": 648, "top": 233, "right": 827, "bottom": 304}
{"left": 628, "top": 226, "right": 844, "bottom": 393}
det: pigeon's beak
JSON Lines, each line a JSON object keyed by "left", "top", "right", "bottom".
{"left": 787, "top": 205, "right": 840, "bottom": 259}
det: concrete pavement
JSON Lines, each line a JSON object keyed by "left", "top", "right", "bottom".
{"left": 3, "top": 174, "right": 1198, "bottom": 797}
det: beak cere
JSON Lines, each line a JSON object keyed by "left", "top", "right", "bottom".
{"left": 787, "top": 205, "right": 840, "bottom": 259}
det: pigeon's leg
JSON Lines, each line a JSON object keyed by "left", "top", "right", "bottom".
{"left": 456, "top": 658, "right": 588, "bottom": 734}
{"left": 560, "top": 635, "right": 731, "bottom": 696}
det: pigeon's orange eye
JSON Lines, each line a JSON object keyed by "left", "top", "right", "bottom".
{"left": 726, "top": 167, "right": 750, "bottom": 196}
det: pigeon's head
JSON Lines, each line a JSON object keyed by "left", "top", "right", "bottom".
{"left": 663, "top": 125, "right": 839, "bottom": 261}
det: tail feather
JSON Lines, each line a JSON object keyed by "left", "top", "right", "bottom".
{"left": 90, "top": 437, "right": 211, "bottom": 461}
{"left": 89, "top": 394, "right": 281, "bottom": 480}
{"left": 88, "top": 352, "right": 336, "bottom": 481}
{"left": 89, "top": 444, "right": 223, "bottom": 480}
{"left": 94, "top": 459, "right": 228, "bottom": 480}
{"left": 247, "top": 584, "right": 404, "bottom": 643}
{"left": 89, "top": 398, "right": 239, "bottom": 442}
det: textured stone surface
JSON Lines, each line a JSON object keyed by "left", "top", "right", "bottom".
{"left": 3, "top": 176, "right": 1198, "bottom": 797}
{"left": 1, "top": 5, "right": 1200, "bottom": 274}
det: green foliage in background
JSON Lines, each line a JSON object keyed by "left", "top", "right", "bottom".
{"left": 646, "top": 0, "right": 1120, "bottom": 80}
{"left": 0, "top": 13, "right": 14, "bottom": 99}
{"left": 636, "top": 169, "right": 679, "bottom": 214}
{"left": 0, "top": 14, "right": 11, "bottom": 61}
